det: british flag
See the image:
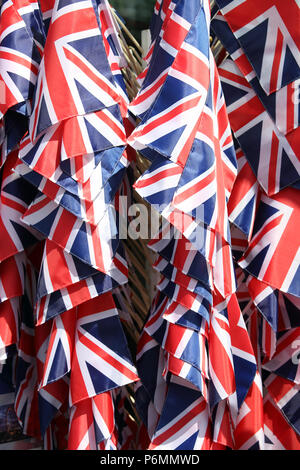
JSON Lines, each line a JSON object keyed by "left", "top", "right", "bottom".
{"left": 0, "top": 252, "right": 26, "bottom": 303}
{"left": 20, "top": 109, "right": 127, "bottom": 193}
{"left": 233, "top": 371, "right": 265, "bottom": 449}
{"left": 148, "top": 222, "right": 213, "bottom": 290}
{"left": 215, "top": 0, "right": 300, "bottom": 95}
{"left": 0, "top": 0, "right": 42, "bottom": 119}
{"left": 0, "top": 151, "right": 43, "bottom": 263}
{"left": 133, "top": 50, "right": 236, "bottom": 240}
{"left": 0, "top": 0, "right": 141, "bottom": 450}
{"left": 218, "top": 59, "right": 300, "bottom": 195}
{"left": 68, "top": 397, "right": 98, "bottom": 450}
{"left": 67, "top": 391, "right": 122, "bottom": 450}
{"left": 228, "top": 146, "right": 261, "bottom": 242}
{"left": 14, "top": 283, "right": 41, "bottom": 439}
{"left": 211, "top": 10, "right": 300, "bottom": 135}
{"left": 265, "top": 372, "right": 300, "bottom": 436}
{"left": 153, "top": 254, "right": 212, "bottom": 301}
{"left": 69, "top": 293, "right": 139, "bottom": 406}
{"left": 20, "top": 192, "right": 123, "bottom": 279}
{"left": 0, "top": 297, "right": 20, "bottom": 354}
{"left": 262, "top": 327, "right": 300, "bottom": 383}
{"left": 148, "top": 381, "right": 211, "bottom": 450}
{"left": 238, "top": 186, "right": 300, "bottom": 297}
{"left": 39, "top": 309, "right": 75, "bottom": 388}
{"left": 129, "top": 0, "right": 206, "bottom": 120}
{"left": 1, "top": 0, "right": 300, "bottom": 451}
{"left": 29, "top": 0, "right": 126, "bottom": 141}
{"left": 34, "top": 265, "right": 124, "bottom": 325}
{"left": 263, "top": 393, "right": 300, "bottom": 449}
{"left": 14, "top": 157, "right": 128, "bottom": 227}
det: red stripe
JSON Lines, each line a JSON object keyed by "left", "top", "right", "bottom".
{"left": 173, "top": 167, "right": 215, "bottom": 205}
{"left": 218, "top": 66, "right": 251, "bottom": 89}
{"left": 173, "top": 48, "right": 209, "bottom": 89}
{"left": 286, "top": 82, "right": 295, "bottom": 133}
{"left": 140, "top": 95, "right": 201, "bottom": 137}
{"left": 163, "top": 16, "right": 190, "bottom": 51}
{"left": 150, "top": 399, "right": 206, "bottom": 447}
{"left": 132, "top": 73, "right": 168, "bottom": 106}
{"left": 0, "top": 50, "right": 38, "bottom": 74}
{"left": 268, "top": 131, "right": 279, "bottom": 195}
{"left": 135, "top": 165, "right": 181, "bottom": 189}
{"left": 270, "top": 28, "right": 284, "bottom": 97}
{"left": 164, "top": 322, "right": 188, "bottom": 355}
{"left": 229, "top": 96, "right": 263, "bottom": 130}
{"left": 78, "top": 330, "right": 138, "bottom": 381}
{"left": 1, "top": 195, "right": 27, "bottom": 213}
{"left": 45, "top": 240, "right": 73, "bottom": 291}
{"left": 52, "top": 209, "right": 76, "bottom": 247}
{"left": 234, "top": 51, "right": 254, "bottom": 78}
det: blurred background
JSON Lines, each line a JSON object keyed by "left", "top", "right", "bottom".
{"left": 110, "top": 0, "right": 156, "bottom": 41}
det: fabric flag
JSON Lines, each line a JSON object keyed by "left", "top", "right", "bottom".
{"left": 215, "top": 0, "right": 300, "bottom": 95}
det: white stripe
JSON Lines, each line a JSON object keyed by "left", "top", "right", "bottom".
{"left": 52, "top": 0, "right": 92, "bottom": 22}
{"left": 231, "top": 345, "right": 256, "bottom": 364}
{"left": 0, "top": 21, "right": 24, "bottom": 42}
{"left": 277, "top": 384, "right": 299, "bottom": 409}
{"left": 17, "top": 4, "right": 39, "bottom": 16}
{"left": 38, "top": 388, "right": 62, "bottom": 410}
{"left": 220, "top": 0, "right": 247, "bottom": 15}
{"left": 136, "top": 173, "right": 181, "bottom": 198}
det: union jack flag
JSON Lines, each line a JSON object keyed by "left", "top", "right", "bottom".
{"left": 228, "top": 146, "right": 260, "bottom": 242}
{"left": 0, "top": 252, "right": 26, "bottom": 303}
{"left": 218, "top": 59, "right": 300, "bottom": 195}
{"left": 148, "top": 381, "right": 211, "bottom": 450}
{"left": 265, "top": 372, "right": 300, "bottom": 436}
{"left": 34, "top": 265, "right": 124, "bottom": 325}
{"left": 0, "top": 0, "right": 42, "bottom": 119}
{"left": 0, "top": 297, "right": 20, "bottom": 354}
{"left": 0, "top": 151, "right": 43, "bottom": 263}
{"left": 211, "top": 10, "right": 300, "bottom": 135}
{"left": 233, "top": 371, "right": 265, "bottom": 449}
{"left": 20, "top": 109, "right": 127, "bottom": 193}
{"left": 129, "top": 0, "right": 206, "bottom": 120}
{"left": 263, "top": 393, "right": 300, "bottom": 449}
{"left": 69, "top": 293, "right": 139, "bottom": 406}
{"left": 14, "top": 157, "right": 128, "bottom": 227}
{"left": 238, "top": 186, "right": 300, "bottom": 297}
{"left": 39, "top": 309, "right": 75, "bottom": 388}
{"left": 215, "top": 0, "right": 300, "bottom": 95}
{"left": 20, "top": 192, "right": 123, "bottom": 278}
{"left": 262, "top": 327, "right": 300, "bottom": 383}
{"left": 29, "top": 0, "right": 125, "bottom": 141}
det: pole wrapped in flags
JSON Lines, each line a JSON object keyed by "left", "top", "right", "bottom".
{"left": 128, "top": 0, "right": 263, "bottom": 450}
{"left": 211, "top": 0, "right": 300, "bottom": 449}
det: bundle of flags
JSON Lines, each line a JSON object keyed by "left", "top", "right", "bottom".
{"left": 211, "top": 0, "right": 300, "bottom": 449}
{"left": 0, "top": 0, "right": 140, "bottom": 450}
{"left": 128, "top": 0, "right": 300, "bottom": 450}
{"left": 0, "top": 0, "right": 299, "bottom": 451}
